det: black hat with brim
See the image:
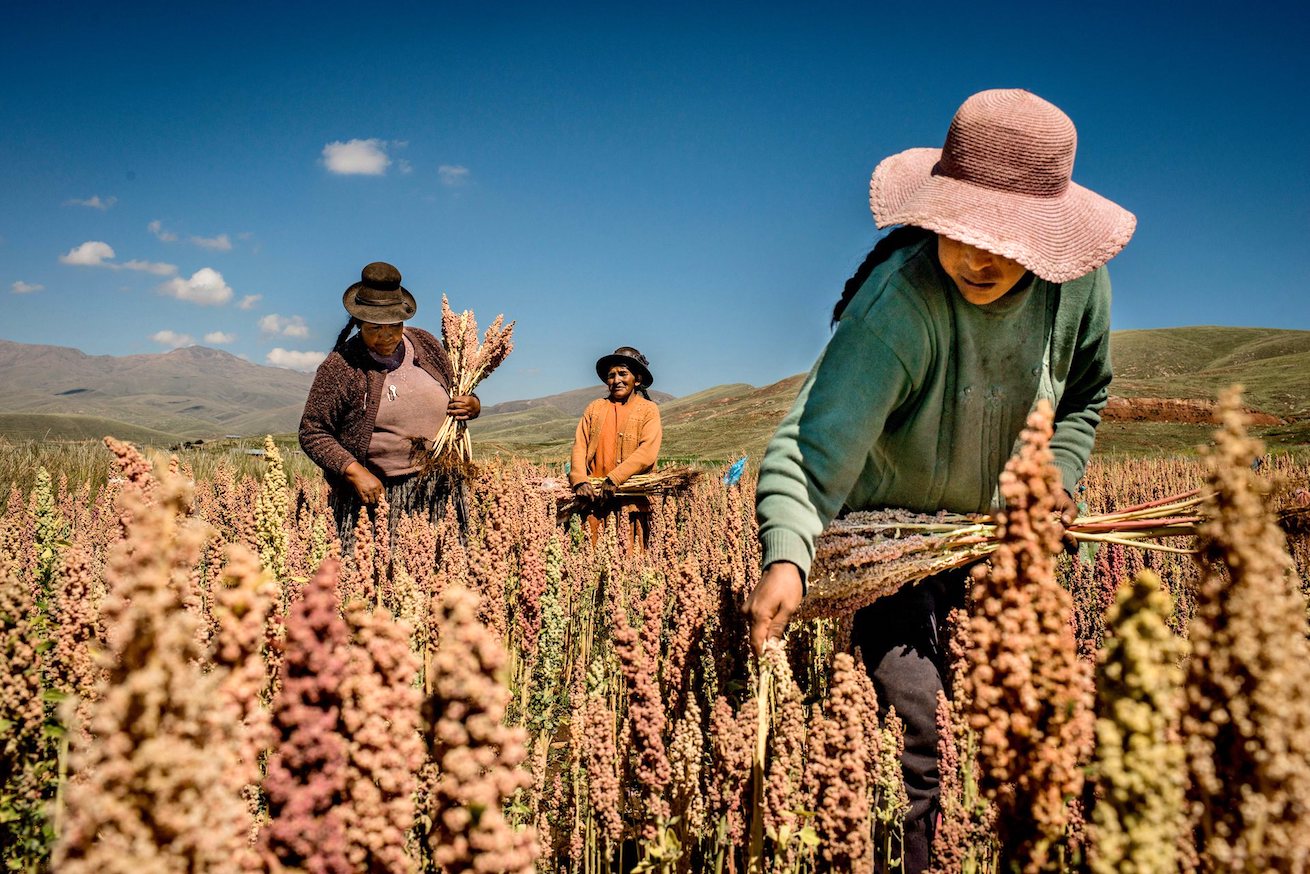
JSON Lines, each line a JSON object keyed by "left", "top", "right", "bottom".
{"left": 595, "top": 346, "right": 654, "bottom": 389}
{"left": 343, "top": 261, "right": 417, "bottom": 323}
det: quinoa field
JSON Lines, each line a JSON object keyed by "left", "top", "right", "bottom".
{"left": 2, "top": 394, "right": 1310, "bottom": 873}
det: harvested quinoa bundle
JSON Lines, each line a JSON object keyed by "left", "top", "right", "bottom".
{"left": 429, "top": 295, "right": 515, "bottom": 468}
{"left": 801, "top": 460, "right": 1209, "bottom": 623}
{"left": 1182, "top": 388, "right": 1310, "bottom": 872}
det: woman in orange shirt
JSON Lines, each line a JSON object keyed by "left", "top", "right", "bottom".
{"left": 569, "top": 347, "right": 663, "bottom": 548}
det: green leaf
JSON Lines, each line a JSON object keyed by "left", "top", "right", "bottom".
{"left": 798, "top": 826, "right": 820, "bottom": 848}
{"left": 1077, "top": 539, "right": 1100, "bottom": 567}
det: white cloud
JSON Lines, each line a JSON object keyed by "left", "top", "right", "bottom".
{"left": 121, "top": 259, "right": 178, "bottom": 276}
{"left": 159, "top": 267, "right": 234, "bottom": 306}
{"left": 148, "top": 219, "right": 178, "bottom": 242}
{"left": 190, "top": 233, "right": 232, "bottom": 251}
{"left": 323, "top": 138, "right": 391, "bottom": 175}
{"left": 11, "top": 280, "right": 44, "bottom": 294}
{"left": 60, "top": 240, "right": 116, "bottom": 266}
{"left": 66, "top": 195, "right": 117, "bottom": 211}
{"left": 203, "top": 330, "right": 235, "bottom": 344}
{"left": 398, "top": 158, "right": 413, "bottom": 174}
{"left": 267, "top": 348, "right": 326, "bottom": 371}
{"left": 59, "top": 241, "right": 176, "bottom": 276}
{"left": 151, "top": 220, "right": 233, "bottom": 252}
{"left": 259, "top": 313, "right": 309, "bottom": 338}
{"left": 151, "top": 329, "right": 194, "bottom": 348}
{"left": 438, "top": 164, "right": 470, "bottom": 186}
{"left": 238, "top": 294, "right": 262, "bottom": 310}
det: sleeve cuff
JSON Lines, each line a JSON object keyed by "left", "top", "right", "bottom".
{"left": 1055, "top": 459, "right": 1082, "bottom": 496}
{"left": 760, "top": 528, "right": 812, "bottom": 588}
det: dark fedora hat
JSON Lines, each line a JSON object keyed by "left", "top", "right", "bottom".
{"left": 342, "top": 261, "right": 418, "bottom": 323}
{"left": 595, "top": 346, "right": 654, "bottom": 389}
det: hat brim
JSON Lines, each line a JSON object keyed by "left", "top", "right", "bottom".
{"left": 342, "top": 284, "right": 418, "bottom": 323}
{"left": 869, "top": 147, "right": 1136, "bottom": 283}
{"left": 596, "top": 354, "right": 654, "bottom": 389}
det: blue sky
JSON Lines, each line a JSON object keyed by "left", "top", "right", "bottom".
{"left": 2, "top": 1, "right": 1307, "bottom": 404}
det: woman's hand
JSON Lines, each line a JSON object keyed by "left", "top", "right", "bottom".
{"left": 448, "top": 395, "right": 481, "bottom": 420}
{"left": 574, "top": 481, "right": 599, "bottom": 501}
{"left": 345, "top": 461, "right": 384, "bottom": 505}
{"left": 1053, "top": 487, "right": 1080, "bottom": 555}
{"left": 744, "top": 561, "right": 804, "bottom": 655}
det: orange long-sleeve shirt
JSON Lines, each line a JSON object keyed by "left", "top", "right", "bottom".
{"left": 569, "top": 394, "right": 662, "bottom": 487}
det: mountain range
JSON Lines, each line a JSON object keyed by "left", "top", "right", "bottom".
{"left": 0, "top": 341, "right": 313, "bottom": 441}
{"left": 1, "top": 327, "right": 1308, "bottom": 458}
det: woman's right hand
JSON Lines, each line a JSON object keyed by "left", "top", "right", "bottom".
{"left": 745, "top": 561, "right": 804, "bottom": 655}
{"left": 574, "top": 481, "right": 598, "bottom": 501}
{"left": 345, "top": 461, "right": 384, "bottom": 505}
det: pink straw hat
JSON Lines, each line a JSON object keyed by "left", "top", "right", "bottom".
{"left": 869, "top": 89, "right": 1136, "bottom": 282}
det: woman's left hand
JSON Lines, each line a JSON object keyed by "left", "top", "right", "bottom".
{"left": 448, "top": 395, "right": 481, "bottom": 420}
{"left": 1052, "top": 488, "right": 1080, "bottom": 555}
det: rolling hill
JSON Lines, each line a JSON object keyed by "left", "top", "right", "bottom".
{"left": 0, "top": 340, "right": 313, "bottom": 441}
{"left": 1110, "top": 327, "right": 1310, "bottom": 419}
{"left": 476, "top": 327, "right": 1310, "bottom": 462}
{"left": 1, "top": 327, "right": 1307, "bottom": 458}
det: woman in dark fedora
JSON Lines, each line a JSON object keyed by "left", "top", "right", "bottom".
{"left": 299, "top": 261, "right": 481, "bottom": 545}
{"left": 745, "top": 89, "right": 1135, "bottom": 871}
{"left": 568, "top": 346, "right": 663, "bottom": 548}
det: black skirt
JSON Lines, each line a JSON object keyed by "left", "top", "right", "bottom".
{"left": 329, "top": 470, "right": 466, "bottom": 550}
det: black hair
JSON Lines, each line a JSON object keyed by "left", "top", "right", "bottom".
{"left": 831, "top": 225, "right": 934, "bottom": 324}
{"left": 333, "top": 317, "right": 360, "bottom": 354}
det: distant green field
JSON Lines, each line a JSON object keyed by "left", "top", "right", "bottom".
{"left": 0, "top": 413, "right": 181, "bottom": 444}
{"left": 1111, "top": 326, "right": 1310, "bottom": 418}
{"left": 0, "top": 433, "right": 318, "bottom": 497}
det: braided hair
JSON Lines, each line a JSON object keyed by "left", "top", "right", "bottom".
{"left": 332, "top": 317, "right": 360, "bottom": 354}
{"left": 831, "top": 226, "right": 933, "bottom": 324}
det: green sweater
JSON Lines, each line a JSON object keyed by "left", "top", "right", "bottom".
{"left": 756, "top": 237, "right": 1112, "bottom": 579}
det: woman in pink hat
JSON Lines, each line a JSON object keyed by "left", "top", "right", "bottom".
{"left": 745, "top": 89, "right": 1135, "bottom": 872}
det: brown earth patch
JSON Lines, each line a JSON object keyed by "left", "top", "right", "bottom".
{"left": 1103, "top": 395, "right": 1284, "bottom": 425}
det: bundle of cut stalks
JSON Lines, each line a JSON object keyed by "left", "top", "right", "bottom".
{"left": 427, "top": 295, "right": 514, "bottom": 470}
{"left": 797, "top": 488, "right": 1310, "bottom": 622}
{"left": 548, "top": 466, "right": 702, "bottom": 516}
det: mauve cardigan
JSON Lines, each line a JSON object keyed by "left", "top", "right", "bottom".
{"left": 299, "top": 327, "right": 455, "bottom": 493}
